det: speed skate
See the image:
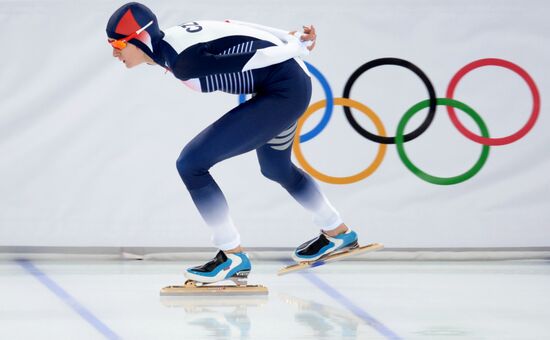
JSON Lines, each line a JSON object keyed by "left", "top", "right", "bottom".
{"left": 278, "top": 243, "right": 384, "bottom": 276}
{"left": 161, "top": 250, "right": 268, "bottom": 296}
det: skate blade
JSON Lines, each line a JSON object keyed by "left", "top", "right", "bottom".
{"left": 160, "top": 280, "right": 268, "bottom": 296}
{"left": 278, "top": 243, "right": 384, "bottom": 276}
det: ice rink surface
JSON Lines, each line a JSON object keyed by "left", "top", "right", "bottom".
{"left": 1, "top": 259, "right": 550, "bottom": 340}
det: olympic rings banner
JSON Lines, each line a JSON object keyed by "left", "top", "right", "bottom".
{"left": 1, "top": 0, "right": 549, "bottom": 249}
{"left": 286, "top": 58, "right": 540, "bottom": 185}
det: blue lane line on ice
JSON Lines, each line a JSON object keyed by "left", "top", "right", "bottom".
{"left": 15, "top": 259, "right": 122, "bottom": 340}
{"left": 298, "top": 269, "right": 402, "bottom": 340}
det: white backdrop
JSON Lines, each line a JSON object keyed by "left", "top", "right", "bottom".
{"left": 0, "top": 0, "right": 548, "bottom": 248}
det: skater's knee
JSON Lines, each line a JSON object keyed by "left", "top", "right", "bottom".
{"left": 175, "top": 153, "right": 191, "bottom": 178}
{"left": 260, "top": 166, "right": 282, "bottom": 183}
{"left": 283, "top": 165, "right": 309, "bottom": 191}
{"left": 176, "top": 148, "right": 209, "bottom": 184}
{"left": 260, "top": 165, "right": 298, "bottom": 186}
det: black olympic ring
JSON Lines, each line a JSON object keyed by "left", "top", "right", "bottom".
{"left": 342, "top": 57, "right": 437, "bottom": 145}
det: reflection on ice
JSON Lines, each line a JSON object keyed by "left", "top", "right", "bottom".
{"left": 160, "top": 295, "right": 268, "bottom": 339}
{"left": 281, "top": 293, "right": 361, "bottom": 339}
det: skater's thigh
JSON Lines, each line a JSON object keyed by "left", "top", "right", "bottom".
{"left": 256, "top": 121, "right": 296, "bottom": 170}
{"left": 182, "top": 94, "right": 303, "bottom": 167}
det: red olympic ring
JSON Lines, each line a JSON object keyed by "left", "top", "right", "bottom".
{"left": 446, "top": 58, "right": 541, "bottom": 146}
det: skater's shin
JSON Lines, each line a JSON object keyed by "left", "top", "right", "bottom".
{"left": 188, "top": 182, "right": 241, "bottom": 250}
{"left": 286, "top": 168, "right": 343, "bottom": 229}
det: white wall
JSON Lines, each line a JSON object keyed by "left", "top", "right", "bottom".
{"left": 0, "top": 0, "right": 548, "bottom": 247}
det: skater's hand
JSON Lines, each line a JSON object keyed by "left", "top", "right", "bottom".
{"left": 289, "top": 24, "right": 316, "bottom": 51}
{"left": 301, "top": 25, "right": 316, "bottom": 51}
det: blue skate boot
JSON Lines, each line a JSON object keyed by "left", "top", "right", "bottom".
{"left": 185, "top": 250, "right": 252, "bottom": 285}
{"left": 292, "top": 229, "right": 359, "bottom": 262}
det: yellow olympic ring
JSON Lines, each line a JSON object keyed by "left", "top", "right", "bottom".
{"left": 293, "top": 98, "right": 387, "bottom": 184}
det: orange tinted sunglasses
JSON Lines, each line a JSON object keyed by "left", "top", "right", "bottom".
{"left": 109, "top": 20, "right": 153, "bottom": 50}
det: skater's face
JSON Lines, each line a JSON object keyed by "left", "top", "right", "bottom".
{"left": 109, "top": 41, "right": 149, "bottom": 69}
{"left": 108, "top": 20, "right": 154, "bottom": 69}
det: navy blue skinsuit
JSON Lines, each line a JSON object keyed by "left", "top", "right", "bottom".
{"left": 153, "top": 20, "right": 340, "bottom": 249}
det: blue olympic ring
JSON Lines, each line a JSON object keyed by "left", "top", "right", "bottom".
{"left": 238, "top": 93, "right": 248, "bottom": 104}
{"left": 300, "top": 62, "right": 333, "bottom": 142}
{"left": 238, "top": 62, "right": 333, "bottom": 143}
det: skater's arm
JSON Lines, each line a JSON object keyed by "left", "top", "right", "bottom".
{"left": 224, "top": 19, "right": 293, "bottom": 42}
{"left": 172, "top": 34, "right": 310, "bottom": 80}
{"left": 240, "top": 32, "right": 311, "bottom": 71}
{"left": 225, "top": 19, "right": 317, "bottom": 50}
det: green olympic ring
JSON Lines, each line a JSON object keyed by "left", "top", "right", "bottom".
{"left": 395, "top": 98, "right": 491, "bottom": 185}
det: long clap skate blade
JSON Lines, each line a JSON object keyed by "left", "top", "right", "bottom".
{"left": 160, "top": 280, "right": 268, "bottom": 296}
{"left": 277, "top": 243, "right": 384, "bottom": 276}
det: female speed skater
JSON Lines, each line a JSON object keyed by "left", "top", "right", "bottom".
{"left": 106, "top": 2, "right": 359, "bottom": 284}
